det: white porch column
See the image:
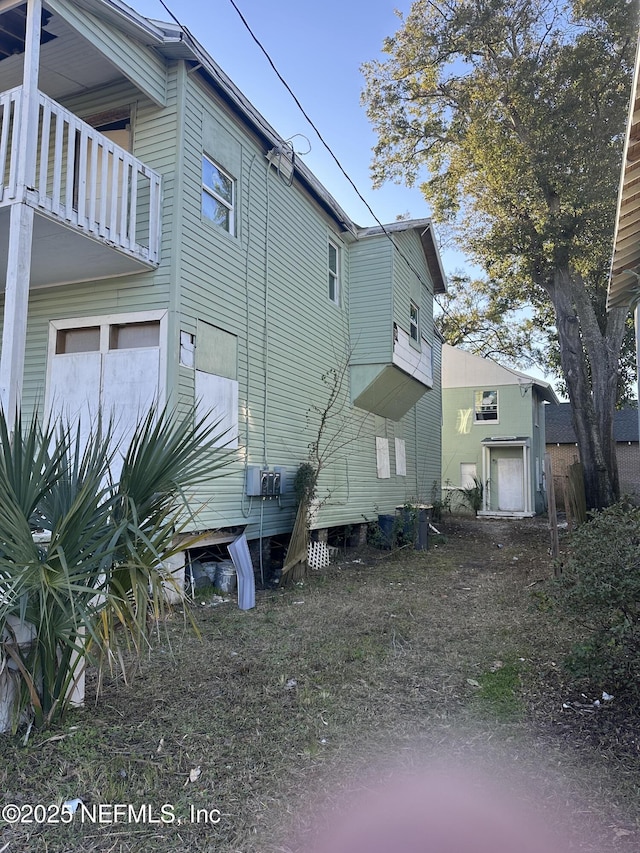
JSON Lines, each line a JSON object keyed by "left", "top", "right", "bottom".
{"left": 0, "top": 0, "right": 41, "bottom": 426}
{"left": 482, "top": 445, "right": 490, "bottom": 512}
{"left": 523, "top": 443, "right": 531, "bottom": 514}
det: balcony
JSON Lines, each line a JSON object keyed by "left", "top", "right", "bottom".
{"left": 392, "top": 324, "right": 433, "bottom": 388}
{"left": 351, "top": 325, "right": 434, "bottom": 421}
{"left": 0, "top": 85, "right": 161, "bottom": 288}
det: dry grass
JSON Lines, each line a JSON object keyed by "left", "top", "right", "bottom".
{"left": 1, "top": 516, "right": 639, "bottom": 851}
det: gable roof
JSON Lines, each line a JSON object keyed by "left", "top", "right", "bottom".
{"left": 545, "top": 402, "right": 639, "bottom": 443}
{"left": 608, "top": 32, "right": 640, "bottom": 309}
{"left": 357, "top": 220, "right": 447, "bottom": 294}
{"left": 76, "top": 1, "right": 446, "bottom": 292}
{"left": 441, "top": 344, "right": 559, "bottom": 404}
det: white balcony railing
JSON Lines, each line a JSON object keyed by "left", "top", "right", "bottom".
{"left": 0, "top": 85, "right": 161, "bottom": 266}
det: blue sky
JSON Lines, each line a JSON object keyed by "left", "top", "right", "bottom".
{"left": 128, "top": 0, "right": 464, "bottom": 267}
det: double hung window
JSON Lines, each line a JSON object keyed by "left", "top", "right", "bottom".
{"left": 202, "top": 155, "right": 235, "bottom": 234}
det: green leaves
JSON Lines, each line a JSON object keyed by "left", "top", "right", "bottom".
{"left": 362, "top": 0, "right": 636, "bottom": 278}
{"left": 552, "top": 502, "right": 640, "bottom": 695}
{"left": 0, "top": 404, "right": 232, "bottom": 731}
{"left": 363, "top": 0, "right": 637, "bottom": 506}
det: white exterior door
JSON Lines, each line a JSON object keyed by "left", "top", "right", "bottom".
{"left": 497, "top": 457, "right": 524, "bottom": 511}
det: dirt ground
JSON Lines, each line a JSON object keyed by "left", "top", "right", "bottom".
{"left": 1, "top": 514, "right": 639, "bottom": 852}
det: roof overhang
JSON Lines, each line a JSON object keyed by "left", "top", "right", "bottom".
{"left": 481, "top": 436, "right": 530, "bottom": 446}
{"left": 145, "top": 16, "right": 358, "bottom": 236}
{"left": 608, "top": 33, "right": 640, "bottom": 310}
{"left": 357, "top": 219, "right": 448, "bottom": 294}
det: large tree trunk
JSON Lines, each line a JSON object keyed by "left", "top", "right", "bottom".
{"left": 546, "top": 270, "right": 626, "bottom": 510}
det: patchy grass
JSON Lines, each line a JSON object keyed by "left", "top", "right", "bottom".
{"left": 472, "top": 660, "right": 524, "bottom": 720}
{"left": 1, "top": 516, "right": 639, "bottom": 852}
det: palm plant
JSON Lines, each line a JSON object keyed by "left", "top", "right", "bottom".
{"left": 0, "top": 405, "right": 232, "bottom": 731}
{"left": 457, "top": 476, "right": 486, "bottom": 516}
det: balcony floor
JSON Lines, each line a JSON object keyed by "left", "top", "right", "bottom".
{"left": 0, "top": 206, "right": 155, "bottom": 291}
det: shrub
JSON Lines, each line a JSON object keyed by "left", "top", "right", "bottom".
{"left": 457, "top": 476, "right": 485, "bottom": 516}
{"left": 0, "top": 405, "right": 231, "bottom": 731}
{"left": 551, "top": 501, "right": 640, "bottom": 697}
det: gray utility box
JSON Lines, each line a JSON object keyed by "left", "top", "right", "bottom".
{"left": 245, "top": 466, "right": 287, "bottom": 497}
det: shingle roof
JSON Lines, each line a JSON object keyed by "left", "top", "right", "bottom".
{"left": 545, "top": 403, "right": 639, "bottom": 443}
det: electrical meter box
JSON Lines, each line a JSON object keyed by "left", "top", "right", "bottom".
{"left": 245, "top": 466, "right": 287, "bottom": 497}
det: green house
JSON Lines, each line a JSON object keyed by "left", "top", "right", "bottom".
{"left": 442, "top": 345, "right": 557, "bottom": 517}
{"left": 0, "top": 0, "right": 446, "bottom": 571}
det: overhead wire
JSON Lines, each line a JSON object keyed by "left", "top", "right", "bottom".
{"left": 152, "top": 0, "right": 471, "bottom": 340}
{"left": 224, "top": 0, "right": 435, "bottom": 290}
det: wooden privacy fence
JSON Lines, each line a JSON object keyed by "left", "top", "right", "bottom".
{"left": 546, "top": 454, "right": 587, "bottom": 569}
{"left": 563, "top": 461, "right": 587, "bottom": 530}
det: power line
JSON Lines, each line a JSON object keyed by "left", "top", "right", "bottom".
{"left": 151, "top": 0, "right": 444, "bottom": 292}
{"left": 223, "top": 0, "right": 434, "bottom": 289}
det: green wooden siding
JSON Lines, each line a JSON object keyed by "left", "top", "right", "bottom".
{"left": 349, "top": 237, "right": 393, "bottom": 365}
{"left": 442, "top": 382, "right": 545, "bottom": 512}
{"left": 49, "top": 0, "right": 167, "bottom": 108}
{"left": 4, "top": 30, "right": 443, "bottom": 541}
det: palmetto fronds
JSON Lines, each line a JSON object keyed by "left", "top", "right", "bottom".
{"left": 0, "top": 405, "right": 232, "bottom": 731}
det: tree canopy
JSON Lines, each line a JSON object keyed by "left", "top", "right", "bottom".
{"left": 362, "top": 0, "right": 639, "bottom": 508}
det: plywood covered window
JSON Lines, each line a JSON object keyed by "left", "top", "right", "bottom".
{"left": 195, "top": 320, "right": 239, "bottom": 449}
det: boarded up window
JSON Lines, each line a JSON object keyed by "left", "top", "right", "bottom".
{"left": 196, "top": 320, "right": 237, "bottom": 380}
{"left": 195, "top": 371, "right": 238, "bottom": 449}
{"left": 376, "top": 437, "right": 390, "bottom": 479}
{"left": 395, "top": 438, "right": 406, "bottom": 476}
{"left": 460, "top": 463, "right": 477, "bottom": 489}
{"left": 48, "top": 314, "right": 162, "bottom": 481}
{"left": 109, "top": 321, "right": 159, "bottom": 350}
{"left": 195, "top": 321, "right": 239, "bottom": 448}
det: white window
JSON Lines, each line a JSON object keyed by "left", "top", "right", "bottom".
{"left": 460, "top": 463, "right": 477, "bottom": 488}
{"left": 410, "top": 302, "right": 419, "bottom": 342}
{"left": 474, "top": 389, "right": 498, "bottom": 422}
{"left": 202, "top": 155, "right": 235, "bottom": 234}
{"left": 328, "top": 240, "right": 340, "bottom": 305}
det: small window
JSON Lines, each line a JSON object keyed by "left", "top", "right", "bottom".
{"left": 328, "top": 240, "right": 340, "bottom": 305}
{"left": 180, "top": 331, "right": 195, "bottom": 368}
{"left": 410, "top": 302, "right": 419, "bottom": 342}
{"left": 460, "top": 463, "right": 477, "bottom": 488}
{"left": 474, "top": 389, "right": 498, "bottom": 422}
{"left": 109, "top": 321, "right": 160, "bottom": 350}
{"left": 56, "top": 327, "right": 100, "bottom": 354}
{"left": 202, "top": 156, "right": 235, "bottom": 234}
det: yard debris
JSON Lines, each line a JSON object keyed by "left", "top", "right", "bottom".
{"left": 466, "top": 678, "right": 481, "bottom": 688}
{"left": 285, "top": 679, "right": 297, "bottom": 690}
{"left": 562, "top": 692, "right": 614, "bottom": 713}
{"left": 157, "top": 737, "right": 164, "bottom": 753}
{"left": 185, "top": 766, "right": 201, "bottom": 785}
